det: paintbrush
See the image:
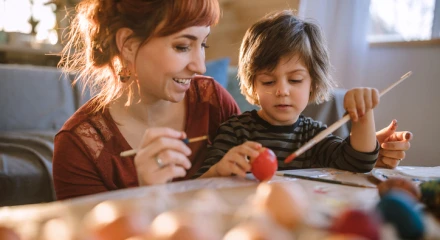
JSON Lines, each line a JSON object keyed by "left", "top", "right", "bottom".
{"left": 284, "top": 71, "right": 413, "bottom": 163}
{"left": 275, "top": 172, "right": 376, "bottom": 188}
{"left": 120, "top": 135, "right": 208, "bottom": 157}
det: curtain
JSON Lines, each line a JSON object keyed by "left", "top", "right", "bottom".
{"left": 298, "top": 0, "right": 371, "bottom": 88}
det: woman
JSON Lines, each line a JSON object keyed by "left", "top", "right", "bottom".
{"left": 53, "top": 0, "right": 239, "bottom": 200}
{"left": 53, "top": 0, "right": 410, "bottom": 200}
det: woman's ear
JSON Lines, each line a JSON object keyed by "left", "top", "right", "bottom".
{"left": 116, "top": 28, "right": 137, "bottom": 61}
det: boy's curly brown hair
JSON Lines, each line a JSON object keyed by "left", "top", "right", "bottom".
{"left": 238, "top": 9, "right": 337, "bottom": 106}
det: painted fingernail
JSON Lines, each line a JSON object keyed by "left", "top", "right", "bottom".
{"left": 405, "top": 132, "right": 413, "bottom": 140}
{"left": 390, "top": 119, "right": 397, "bottom": 130}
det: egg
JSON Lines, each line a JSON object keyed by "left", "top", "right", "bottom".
{"left": 252, "top": 182, "right": 308, "bottom": 229}
{"left": 251, "top": 148, "right": 278, "bottom": 181}
{"left": 92, "top": 214, "right": 151, "bottom": 240}
{"left": 40, "top": 218, "right": 73, "bottom": 240}
{"left": 82, "top": 201, "right": 152, "bottom": 240}
{"left": 223, "top": 218, "right": 291, "bottom": 240}
{"left": 419, "top": 179, "right": 440, "bottom": 216}
{"left": 376, "top": 190, "right": 425, "bottom": 239}
{"left": 0, "top": 226, "right": 20, "bottom": 240}
{"left": 223, "top": 213, "right": 292, "bottom": 240}
{"left": 150, "top": 210, "right": 222, "bottom": 240}
{"left": 323, "top": 234, "right": 370, "bottom": 240}
{"left": 377, "top": 178, "right": 421, "bottom": 200}
{"left": 330, "top": 209, "right": 381, "bottom": 240}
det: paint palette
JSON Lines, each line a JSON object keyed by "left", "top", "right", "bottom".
{"left": 372, "top": 166, "right": 440, "bottom": 182}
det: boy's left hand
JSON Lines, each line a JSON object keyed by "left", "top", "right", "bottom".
{"left": 344, "top": 87, "right": 380, "bottom": 122}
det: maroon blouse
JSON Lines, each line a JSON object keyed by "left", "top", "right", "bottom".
{"left": 53, "top": 76, "right": 240, "bottom": 200}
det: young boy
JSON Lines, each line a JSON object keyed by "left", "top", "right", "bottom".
{"left": 197, "top": 10, "right": 380, "bottom": 178}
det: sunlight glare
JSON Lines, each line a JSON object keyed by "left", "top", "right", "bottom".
{"left": 1, "top": 0, "right": 58, "bottom": 44}
{"left": 370, "top": 0, "right": 435, "bottom": 41}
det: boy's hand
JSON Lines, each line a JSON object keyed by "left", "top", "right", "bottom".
{"left": 211, "top": 141, "right": 262, "bottom": 177}
{"left": 344, "top": 87, "right": 380, "bottom": 122}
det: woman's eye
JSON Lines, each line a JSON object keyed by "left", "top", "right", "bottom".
{"left": 202, "top": 43, "right": 210, "bottom": 49}
{"left": 262, "top": 81, "right": 275, "bottom": 86}
{"left": 175, "top": 46, "right": 190, "bottom": 52}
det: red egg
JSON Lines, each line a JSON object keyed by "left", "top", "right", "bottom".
{"left": 0, "top": 226, "right": 20, "bottom": 240}
{"left": 330, "top": 209, "right": 381, "bottom": 240}
{"left": 251, "top": 148, "right": 278, "bottom": 181}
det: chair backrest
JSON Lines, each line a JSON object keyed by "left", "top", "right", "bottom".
{"left": 0, "top": 64, "right": 76, "bottom": 132}
{"left": 302, "top": 88, "right": 350, "bottom": 138}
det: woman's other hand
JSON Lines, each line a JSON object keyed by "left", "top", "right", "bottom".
{"left": 375, "top": 120, "right": 412, "bottom": 169}
{"left": 134, "top": 128, "right": 192, "bottom": 185}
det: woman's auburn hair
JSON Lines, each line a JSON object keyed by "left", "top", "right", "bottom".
{"left": 59, "top": 0, "right": 220, "bottom": 113}
{"left": 238, "top": 9, "right": 337, "bottom": 106}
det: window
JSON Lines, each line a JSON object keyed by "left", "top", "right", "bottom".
{"left": 0, "top": 0, "right": 58, "bottom": 45}
{"left": 369, "top": 0, "right": 440, "bottom": 43}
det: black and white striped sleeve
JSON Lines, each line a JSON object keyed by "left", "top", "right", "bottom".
{"left": 194, "top": 120, "right": 240, "bottom": 177}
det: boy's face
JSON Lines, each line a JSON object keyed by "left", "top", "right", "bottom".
{"left": 254, "top": 55, "right": 311, "bottom": 125}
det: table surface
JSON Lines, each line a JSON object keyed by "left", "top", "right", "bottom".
{"left": 1, "top": 166, "right": 439, "bottom": 239}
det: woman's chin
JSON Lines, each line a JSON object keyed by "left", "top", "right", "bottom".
{"left": 166, "top": 93, "right": 186, "bottom": 103}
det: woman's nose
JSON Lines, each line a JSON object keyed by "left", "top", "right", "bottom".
{"left": 188, "top": 49, "right": 206, "bottom": 75}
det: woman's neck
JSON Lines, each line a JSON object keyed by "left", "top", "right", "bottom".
{"left": 110, "top": 94, "right": 185, "bottom": 130}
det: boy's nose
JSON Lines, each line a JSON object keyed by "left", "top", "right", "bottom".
{"left": 275, "top": 88, "right": 289, "bottom": 97}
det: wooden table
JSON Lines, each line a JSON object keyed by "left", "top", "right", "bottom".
{"left": 0, "top": 167, "right": 439, "bottom": 239}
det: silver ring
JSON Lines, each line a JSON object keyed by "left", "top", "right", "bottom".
{"left": 155, "top": 156, "right": 164, "bottom": 168}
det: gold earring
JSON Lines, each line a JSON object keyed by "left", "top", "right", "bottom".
{"left": 118, "top": 65, "right": 131, "bottom": 83}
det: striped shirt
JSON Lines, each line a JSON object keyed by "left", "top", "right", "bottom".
{"left": 197, "top": 110, "right": 379, "bottom": 176}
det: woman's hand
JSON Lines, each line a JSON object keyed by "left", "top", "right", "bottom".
{"left": 210, "top": 141, "right": 262, "bottom": 178}
{"left": 375, "top": 120, "right": 412, "bottom": 169}
{"left": 134, "top": 128, "right": 192, "bottom": 185}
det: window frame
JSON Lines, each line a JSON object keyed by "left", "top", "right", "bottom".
{"left": 369, "top": 0, "right": 440, "bottom": 47}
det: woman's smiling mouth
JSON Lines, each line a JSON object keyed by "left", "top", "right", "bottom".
{"left": 173, "top": 78, "right": 192, "bottom": 85}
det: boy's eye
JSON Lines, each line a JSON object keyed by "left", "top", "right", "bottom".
{"left": 289, "top": 79, "right": 302, "bottom": 83}
{"left": 202, "top": 43, "right": 210, "bottom": 49}
{"left": 175, "top": 45, "right": 190, "bottom": 52}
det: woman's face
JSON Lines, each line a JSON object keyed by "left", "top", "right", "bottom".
{"left": 134, "top": 26, "right": 210, "bottom": 103}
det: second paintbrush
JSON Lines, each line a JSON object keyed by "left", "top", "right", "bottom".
{"left": 276, "top": 172, "right": 375, "bottom": 188}
{"left": 120, "top": 135, "right": 208, "bottom": 157}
